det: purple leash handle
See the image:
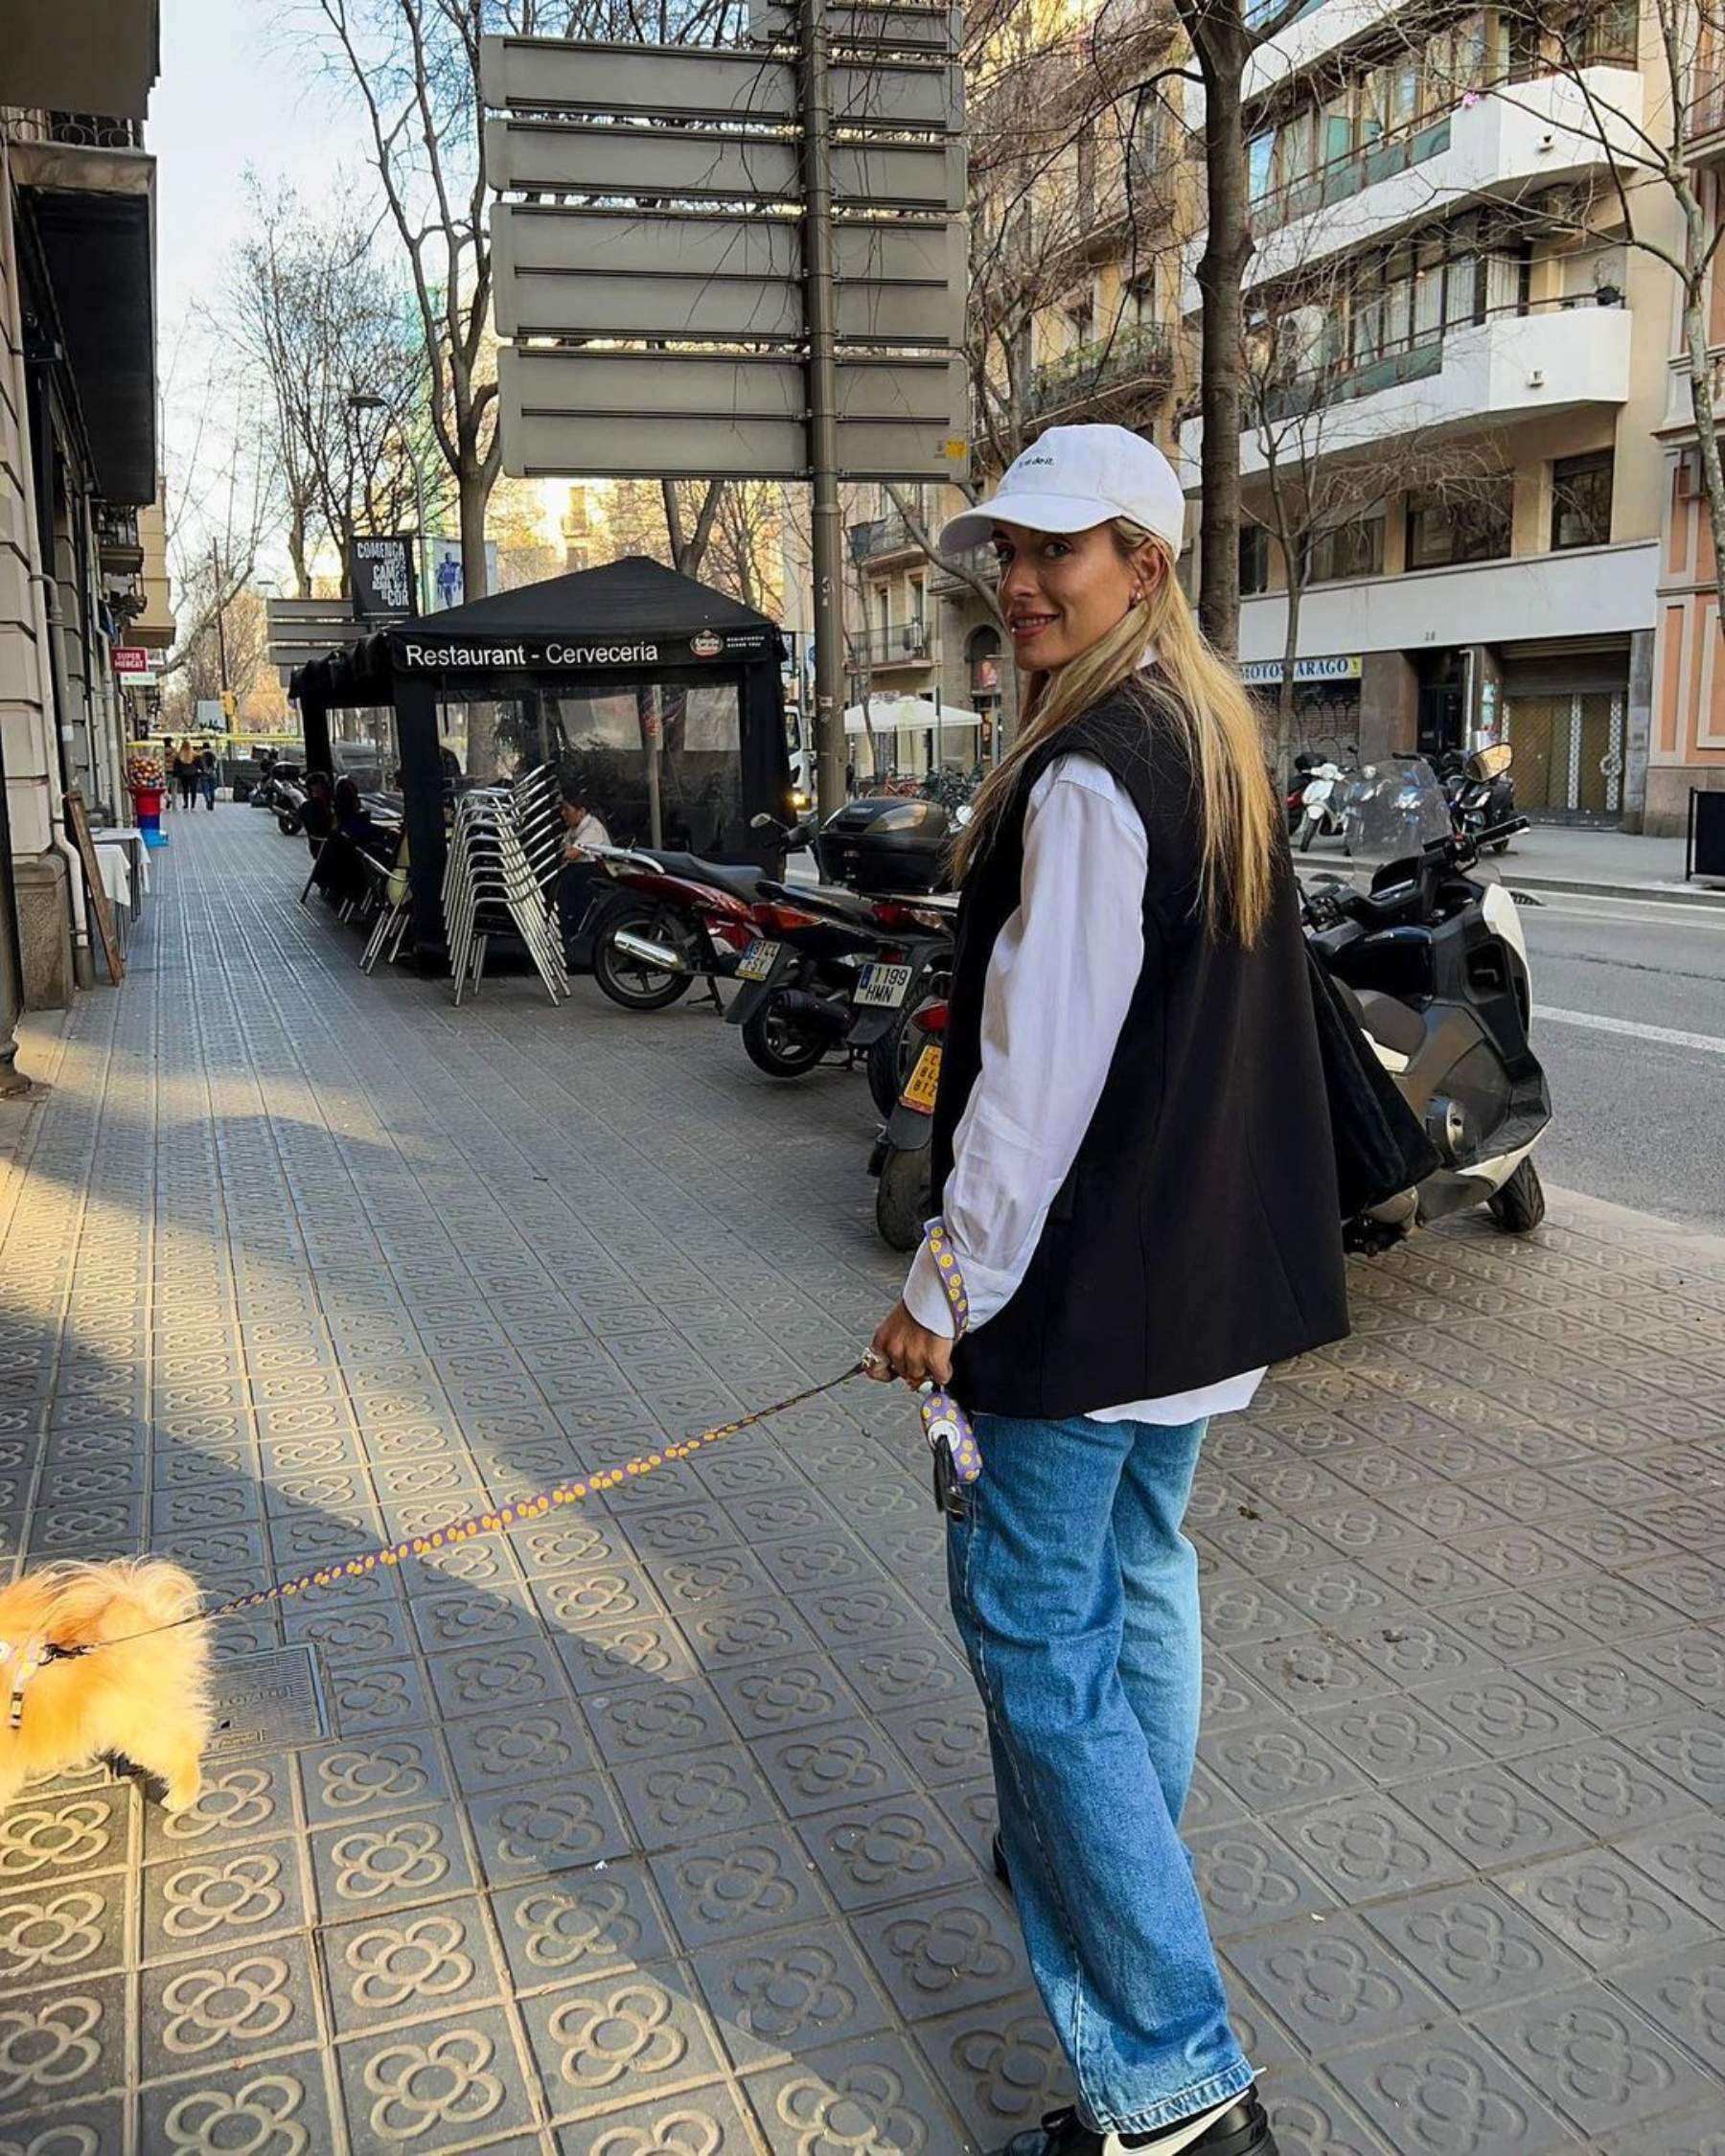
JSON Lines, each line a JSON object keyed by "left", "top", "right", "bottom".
{"left": 921, "top": 1224, "right": 981, "bottom": 1492}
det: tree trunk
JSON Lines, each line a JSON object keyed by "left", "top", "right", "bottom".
{"left": 1679, "top": 216, "right": 1725, "bottom": 637}
{"left": 289, "top": 506, "right": 310, "bottom": 599}
{"left": 1276, "top": 558, "right": 1303, "bottom": 781}
{"left": 459, "top": 470, "right": 490, "bottom": 601}
{"left": 1194, "top": 60, "right": 1252, "bottom": 655}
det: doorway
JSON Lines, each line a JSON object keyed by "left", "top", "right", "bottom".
{"left": 1503, "top": 690, "right": 1625, "bottom": 819}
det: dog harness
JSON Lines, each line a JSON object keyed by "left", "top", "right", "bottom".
{"left": 0, "top": 1638, "right": 89, "bottom": 1730}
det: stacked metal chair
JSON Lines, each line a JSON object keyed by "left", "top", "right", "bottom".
{"left": 441, "top": 764, "right": 568, "bottom": 1006}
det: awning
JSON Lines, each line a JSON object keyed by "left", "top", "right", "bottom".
{"left": 17, "top": 149, "right": 158, "bottom": 506}
{"left": 844, "top": 693, "right": 981, "bottom": 734}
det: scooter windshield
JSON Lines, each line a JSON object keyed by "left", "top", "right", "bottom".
{"left": 1341, "top": 757, "right": 1452, "bottom": 858}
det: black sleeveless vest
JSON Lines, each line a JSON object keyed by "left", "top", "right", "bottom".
{"left": 931, "top": 684, "right": 1349, "bottom": 1418}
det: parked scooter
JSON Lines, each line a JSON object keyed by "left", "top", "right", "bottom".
{"left": 1440, "top": 744, "right": 1517, "bottom": 852}
{"left": 1294, "top": 759, "right": 1348, "bottom": 852}
{"left": 725, "top": 883, "right": 954, "bottom": 1110}
{"left": 869, "top": 996, "right": 946, "bottom": 1250}
{"left": 271, "top": 769, "right": 309, "bottom": 836}
{"left": 577, "top": 820, "right": 816, "bottom": 1012}
{"left": 1303, "top": 760, "right": 1551, "bottom": 1243}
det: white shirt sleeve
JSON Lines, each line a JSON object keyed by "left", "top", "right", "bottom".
{"left": 904, "top": 753, "right": 1146, "bottom": 1339}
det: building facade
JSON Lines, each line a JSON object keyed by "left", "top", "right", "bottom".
{"left": 1179, "top": 0, "right": 1676, "bottom": 824}
{"left": 1645, "top": 55, "right": 1725, "bottom": 834}
{"left": 2, "top": 5, "right": 162, "bottom": 1015}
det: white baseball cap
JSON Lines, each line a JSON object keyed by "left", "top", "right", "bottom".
{"left": 939, "top": 424, "right": 1185, "bottom": 556}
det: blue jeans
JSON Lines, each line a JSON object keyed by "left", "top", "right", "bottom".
{"left": 948, "top": 1411, "right": 1253, "bottom": 2137}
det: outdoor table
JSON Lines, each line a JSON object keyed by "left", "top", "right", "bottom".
{"left": 93, "top": 827, "right": 147, "bottom": 922}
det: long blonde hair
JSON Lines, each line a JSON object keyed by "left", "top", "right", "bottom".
{"left": 953, "top": 520, "right": 1276, "bottom": 945}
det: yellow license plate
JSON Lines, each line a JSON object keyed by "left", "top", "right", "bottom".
{"left": 901, "top": 1044, "right": 942, "bottom": 1113}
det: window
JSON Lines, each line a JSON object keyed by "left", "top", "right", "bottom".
{"left": 1406, "top": 479, "right": 1513, "bottom": 569}
{"left": 1308, "top": 516, "right": 1385, "bottom": 584}
{"left": 1552, "top": 451, "right": 1614, "bottom": 549}
{"left": 1248, "top": 130, "right": 1275, "bottom": 204}
{"left": 1240, "top": 523, "right": 1271, "bottom": 595}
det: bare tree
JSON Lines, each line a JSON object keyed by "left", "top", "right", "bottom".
{"left": 1171, "top": 0, "right": 1333, "bottom": 652}
{"left": 227, "top": 182, "right": 434, "bottom": 595}
{"left": 306, "top": 0, "right": 745, "bottom": 602}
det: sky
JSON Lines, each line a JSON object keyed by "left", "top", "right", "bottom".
{"left": 152, "top": 0, "right": 357, "bottom": 574}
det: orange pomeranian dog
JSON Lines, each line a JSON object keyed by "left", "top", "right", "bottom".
{"left": 0, "top": 1561, "right": 210, "bottom": 1813}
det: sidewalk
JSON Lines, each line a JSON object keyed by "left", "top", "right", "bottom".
{"left": 0, "top": 809, "right": 1721, "bottom": 2153}
{"left": 1494, "top": 823, "right": 1718, "bottom": 905}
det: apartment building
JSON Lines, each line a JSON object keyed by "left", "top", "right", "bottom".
{"left": 841, "top": 0, "right": 1184, "bottom": 765}
{"left": 1178, "top": 0, "right": 1676, "bottom": 823}
{"left": 1645, "top": 55, "right": 1725, "bottom": 833}
{"left": 2, "top": 3, "right": 162, "bottom": 1010}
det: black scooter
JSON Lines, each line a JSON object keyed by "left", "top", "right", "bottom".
{"left": 1304, "top": 814, "right": 1552, "bottom": 1243}
{"left": 1439, "top": 745, "right": 1517, "bottom": 852}
{"left": 726, "top": 883, "right": 954, "bottom": 1112}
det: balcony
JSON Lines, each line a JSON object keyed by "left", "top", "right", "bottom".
{"left": 848, "top": 514, "right": 926, "bottom": 562}
{"left": 1210, "top": 69, "right": 1646, "bottom": 301}
{"left": 10, "top": 110, "right": 157, "bottom": 505}
{"left": 1025, "top": 322, "right": 1176, "bottom": 424}
{"left": 1238, "top": 539, "right": 1658, "bottom": 663}
{"left": 8, "top": 2, "right": 160, "bottom": 122}
{"left": 1179, "top": 305, "right": 1634, "bottom": 479}
{"left": 95, "top": 504, "right": 143, "bottom": 574}
{"left": 858, "top": 621, "right": 932, "bottom": 668}
{"left": 930, "top": 542, "right": 999, "bottom": 597}
{"left": 1689, "top": 68, "right": 1725, "bottom": 160}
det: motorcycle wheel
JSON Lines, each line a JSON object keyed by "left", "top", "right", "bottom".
{"left": 1487, "top": 1158, "right": 1547, "bottom": 1233}
{"left": 865, "top": 983, "right": 949, "bottom": 1119}
{"left": 277, "top": 810, "right": 302, "bottom": 836}
{"left": 1492, "top": 839, "right": 1511, "bottom": 855}
{"left": 592, "top": 906, "right": 694, "bottom": 1012}
{"left": 876, "top": 1142, "right": 932, "bottom": 1252}
{"left": 742, "top": 998, "right": 830, "bottom": 1079}
{"left": 1299, "top": 814, "right": 1320, "bottom": 853}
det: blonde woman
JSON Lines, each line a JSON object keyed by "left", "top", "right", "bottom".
{"left": 868, "top": 425, "right": 1347, "bottom": 2156}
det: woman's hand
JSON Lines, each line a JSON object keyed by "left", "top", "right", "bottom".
{"left": 866, "top": 1301, "right": 954, "bottom": 1390}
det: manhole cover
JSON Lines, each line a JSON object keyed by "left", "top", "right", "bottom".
{"left": 207, "top": 1643, "right": 329, "bottom": 1756}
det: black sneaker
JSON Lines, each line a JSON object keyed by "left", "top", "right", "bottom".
{"left": 989, "top": 2092, "right": 1278, "bottom": 2156}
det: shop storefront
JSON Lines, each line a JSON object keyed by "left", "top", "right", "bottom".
{"left": 1240, "top": 654, "right": 1364, "bottom": 752}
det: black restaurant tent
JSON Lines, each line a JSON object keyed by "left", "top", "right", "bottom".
{"left": 289, "top": 557, "right": 794, "bottom": 963}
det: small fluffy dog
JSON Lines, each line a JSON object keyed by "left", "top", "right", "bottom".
{"left": 0, "top": 1561, "right": 210, "bottom": 1812}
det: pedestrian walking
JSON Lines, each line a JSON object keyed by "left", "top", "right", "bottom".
{"left": 867, "top": 424, "right": 1348, "bottom": 2156}
{"left": 198, "top": 745, "right": 218, "bottom": 811}
{"left": 172, "top": 738, "right": 198, "bottom": 812}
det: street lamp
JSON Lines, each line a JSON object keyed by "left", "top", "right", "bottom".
{"left": 348, "top": 392, "right": 431, "bottom": 613}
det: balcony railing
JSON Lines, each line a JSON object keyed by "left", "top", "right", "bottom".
{"left": 1258, "top": 335, "right": 1445, "bottom": 424}
{"left": 1254, "top": 115, "right": 1452, "bottom": 235}
{"left": 47, "top": 112, "right": 145, "bottom": 150}
{"left": 95, "top": 505, "right": 143, "bottom": 570}
{"left": 1026, "top": 322, "right": 1175, "bottom": 423}
{"left": 858, "top": 621, "right": 932, "bottom": 667}
{"left": 1690, "top": 70, "right": 1725, "bottom": 146}
{"left": 930, "top": 542, "right": 999, "bottom": 595}
{"left": 848, "top": 513, "right": 925, "bottom": 562}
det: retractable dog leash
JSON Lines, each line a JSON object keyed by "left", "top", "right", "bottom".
{"left": 915, "top": 1223, "right": 983, "bottom": 1520}
{"left": 13, "top": 1240, "right": 990, "bottom": 1700}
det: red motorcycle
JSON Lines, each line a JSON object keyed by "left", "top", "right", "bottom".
{"left": 580, "top": 845, "right": 787, "bottom": 1012}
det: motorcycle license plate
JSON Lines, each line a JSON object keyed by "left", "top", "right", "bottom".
{"left": 855, "top": 962, "right": 914, "bottom": 1010}
{"left": 901, "top": 1044, "right": 942, "bottom": 1113}
{"left": 736, "top": 939, "right": 782, "bottom": 982}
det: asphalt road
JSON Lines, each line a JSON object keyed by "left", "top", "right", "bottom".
{"left": 1516, "top": 888, "right": 1725, "bottom": 1229}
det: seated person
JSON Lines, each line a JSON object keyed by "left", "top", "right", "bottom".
{"left": 302, "top": 772, "right": 337, "bottom": 843}
{"left": 561, "top": 791, "right": 612, "bottom": 860}
{"left": 334, "top": 776, "right": 388, "bottom": 856}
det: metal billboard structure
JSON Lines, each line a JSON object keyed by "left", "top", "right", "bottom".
{"left": 479, "top": 3, "right": 969, "bottom": 814}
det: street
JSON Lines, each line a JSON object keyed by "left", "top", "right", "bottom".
{"left": 1520, "top": 890, "right": 1725, "bottom": 1228}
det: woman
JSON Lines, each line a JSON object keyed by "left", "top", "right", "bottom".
{"left": 172, "top": 738, "right": 198, "bottom": 812}
{"left": 869, "top": 424, "right": 1347, "bottom": 2156}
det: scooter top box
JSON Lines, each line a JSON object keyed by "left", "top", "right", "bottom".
{"left": 816, "top": 796, "right": 952, "bottom": 895}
